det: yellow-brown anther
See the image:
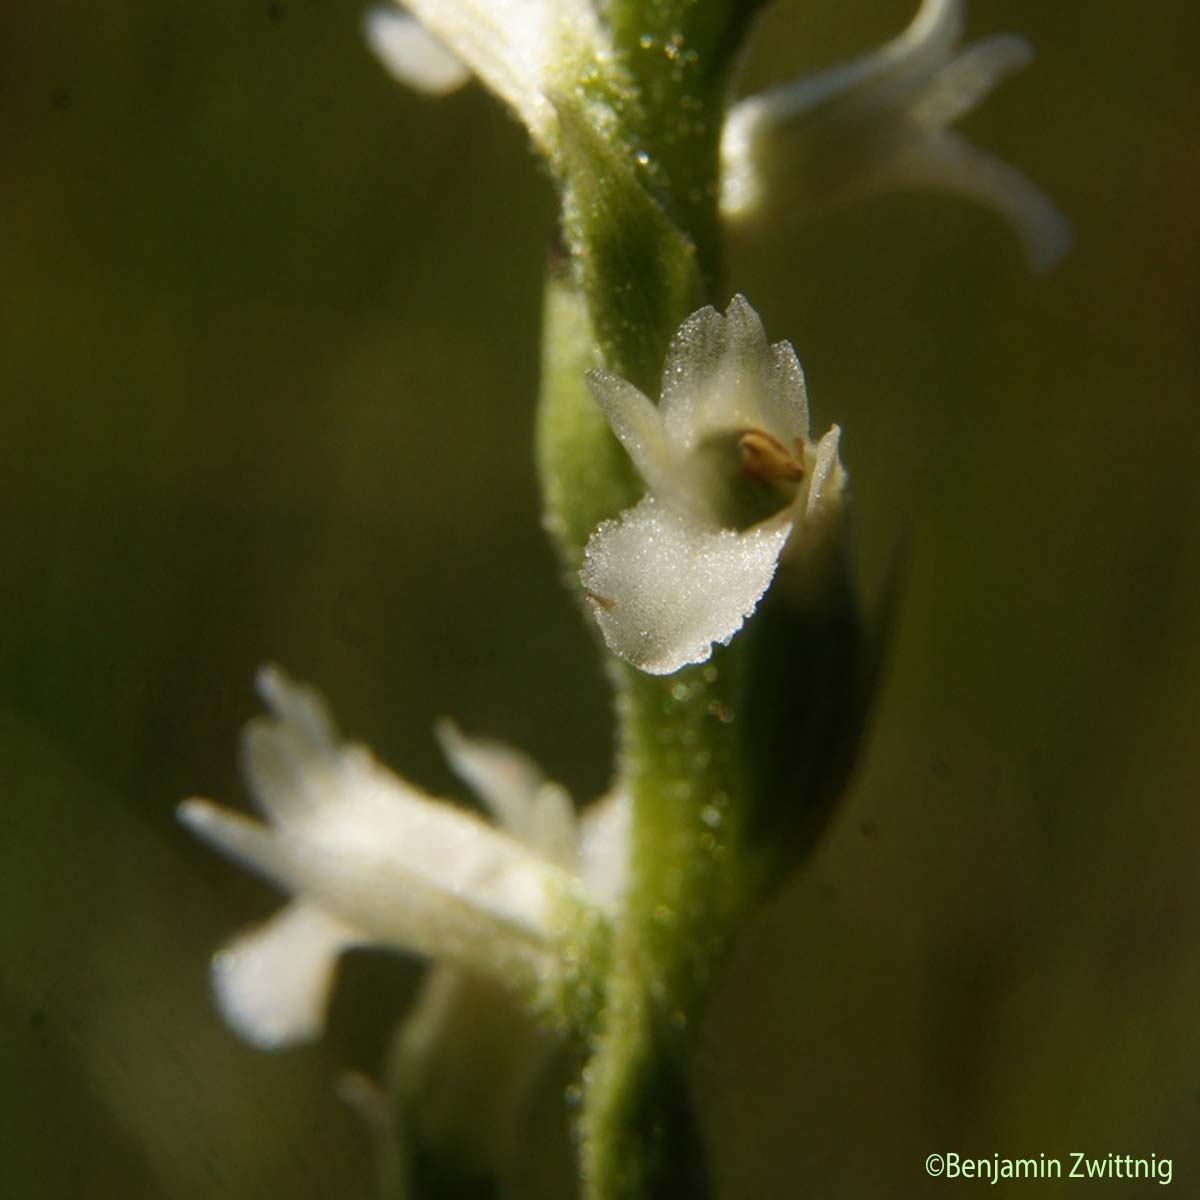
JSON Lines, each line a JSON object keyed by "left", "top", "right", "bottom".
{"left": 738, "top": 430, "right": 806, "bottom": 483}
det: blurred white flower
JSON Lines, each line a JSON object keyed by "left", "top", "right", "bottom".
{"left": 363, "top": 0, "right": 616, "bottom": 156}
{"left": 179, "top": 666, "right": 626, "bottom": 1049}
{"left": 722, "top": 0, "right": 1070, "bottom": 269}
{"left": 581, "top": 295, "right": 847, "bottom": 676}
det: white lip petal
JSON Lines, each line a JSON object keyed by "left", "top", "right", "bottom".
{"left": 580, "top": 495, "right": 792, "bottom": 675}
{"left": 363, "top": 8, "right": 472, "bottom": 96}
{"left": 211, "top": 902, "right": 360, "bottom": 1050}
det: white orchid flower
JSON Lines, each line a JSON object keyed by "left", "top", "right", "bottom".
{"left": 722, "top": 0, "right": 1070, "bottom": 269}
{"left": 580, "top": 295, "right": 847, "bottom": 676}
{"left": 179, "top": 666, "right": 627, "bottom": 1049}
{"left": 363, "top": 0, "right": 616, "bottom": 157}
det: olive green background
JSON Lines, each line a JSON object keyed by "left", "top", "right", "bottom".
{"left": 2, "top": 1, "right": 1197, "bottom": 1196}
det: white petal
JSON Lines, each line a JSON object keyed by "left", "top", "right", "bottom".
{"left": 584, "top": 369, "right": 675, "bottom": 495}
{"left": 726, "top": 0, "right": 962, "bottom": 139}
{"left": 211, "top": 902, "right": 359, "bottom": 1049}
{"left": 720, "top": 0, "right": 965, "bottom": 208}
{"left": 720, "top": 0, "right": 1066, "bottom": 273}
{"left": 396, "top": 0, "right": 608, "bottom": 152}
{"left": 521, "top": 782, "right": 578, "bottom": 868}
{"left": 580, "top": 495, "right": 792, "bottom": 675}
{"left": 435, "top": 720, "right": 576, "bottom": 865}
{"left": 883, "top": 129, "right": 1071, "bottom": 270}
{"left": 804, "top": 424, "right": 847, "bottom": 522}
{"left": 435, "top": 718, "right": 541, "bottom": 831}
{"left": 257, "top": 664, "right": 337, "bottom": 758}
{"left": 217, "top": 669, "right": 569, "bottom": 946}
{"left": 910, "top": 34, "right": 1032, "bottom": 129}
{"left": 766, "top": 340, "right": 811, "bottom": 445}
{"left": 660, "top": 303, "right": 726, "bottom": 450}
{"left": 180, "top": 797, "right": 304, "bottom": 890}
{"left": 240, "top": 665, "right": 347, "bottom": 827}
{"left": 180, "top": 779, "right": 569, "bottom": 989}
{"left": 660, "top": 296, "right": 807, "bottom": 449}
{"left": 577, "top": 791, "right": 630, "bottom": 914}
{"left": 363, "top": 9, "right": 472, "bottom": 96}
{"left": 719, "top": 101, "right": 769, "bottom": 221}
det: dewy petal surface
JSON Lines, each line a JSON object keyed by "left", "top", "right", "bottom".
{"left": 581, "top": 495, "right": 792, "bottom": 675}
{"left": 661, "top": 296, "right": 808, "bottom": 449}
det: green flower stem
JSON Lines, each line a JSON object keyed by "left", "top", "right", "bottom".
{"left": 537, "top": 271, "right": 757, "bottom": 1199}
{"left": 616, "top": 659, "right": 755, "bottom": 1018}
{"left": 579, "top": 964, "right": 710, "bottom": 1200}
{"left": 536, "top": 269, "right": 640, "bottom": 573}
{"left": 579, "top": 650, "right": 777, "bottom": 1200}
{"left": 555, "top": 100, "right": 704, "bottom": 397}
{"left": 605, "top": 0, "right": 767, "bottom": 293}
{"left": 536, "top": 6, "right": 863, "bottom": 1197}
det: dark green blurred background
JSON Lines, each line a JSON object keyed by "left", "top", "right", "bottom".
{"left": 2, "top": 1, "right": 1197, "bottom": 1196}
